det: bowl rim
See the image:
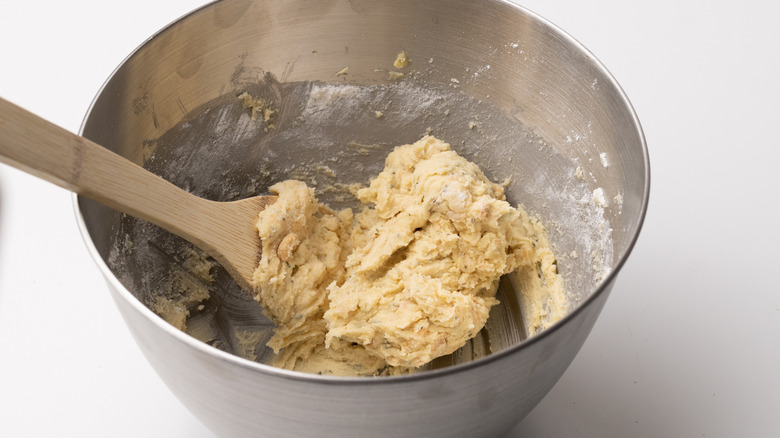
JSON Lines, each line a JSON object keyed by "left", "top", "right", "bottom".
{"left": 73, "top": 0, "right": 650, "bottom": 385}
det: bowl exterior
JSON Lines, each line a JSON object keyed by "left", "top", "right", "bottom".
{"left": 105, "top": 276, "right": 613, "bottom": 438}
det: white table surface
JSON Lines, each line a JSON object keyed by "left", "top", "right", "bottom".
{"left": 1, "top": 1, "right": 778, "bottom": 437}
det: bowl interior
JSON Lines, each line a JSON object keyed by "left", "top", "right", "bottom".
{"left": 79, "top": 0, "right": 647, "bottom": 373}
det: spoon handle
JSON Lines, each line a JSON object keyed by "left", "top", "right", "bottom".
{"left": 0, "top": 96, "right": 212, "bottom": 248}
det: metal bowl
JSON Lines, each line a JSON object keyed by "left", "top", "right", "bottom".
{"left": 76, "top": 0, "right": 649, "bottom": 437}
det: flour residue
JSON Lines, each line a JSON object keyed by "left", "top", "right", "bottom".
{"left": 106, "top": 74, "right": 615, "bottom": 372}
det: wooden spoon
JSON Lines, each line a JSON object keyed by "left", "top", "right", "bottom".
{"left": 0, "top": 97, "right": 275, "bottom": 291}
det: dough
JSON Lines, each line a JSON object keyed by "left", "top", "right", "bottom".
{"left": 393, "top": 51, "right": 409, "bottom": 68}
{"left": 251, "top": 136, "right": 565, "bottom": 375}
{"left": 237, "top": 92, "right": 276, "bottom": 132}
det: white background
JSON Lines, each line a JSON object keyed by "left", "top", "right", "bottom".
{"left": 1, "top": 1, "right": 778, "bottom": 437}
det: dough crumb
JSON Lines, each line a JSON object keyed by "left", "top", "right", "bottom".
{"left": 237, "top": 92, "right": 276, "bottom": 128}
{"left": 335, "top": 66, "right": 349, "bottom": 76}
{"left": 388, "top": 71, "right": 405, "bottom": 80}
{"left": 593, "top": 187, "right": 608, "bottom": 207}
{"left": 393, "top": 51, "right": 410, "bottom": 68}
{"left": 262, "top": 107, "right": 275, "bottom": 123}
{"left": 374, "top": 110, "right": 384, "bottom": 119}
{"left": 123, "top": 238, "right": 134, "bottom": 255}
{"left": 575, "top": 166, "right": 584, "bottom": 180}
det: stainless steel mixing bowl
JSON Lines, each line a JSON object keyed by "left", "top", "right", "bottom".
{"left": 75, "top": 0, "right": 649, "bottom": 436}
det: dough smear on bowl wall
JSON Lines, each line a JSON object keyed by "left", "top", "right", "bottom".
{"left": 76, "top": 0, "right": 648, "bottom": 436}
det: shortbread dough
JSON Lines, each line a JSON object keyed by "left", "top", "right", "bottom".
{"left": 251, "top": 136, "right": 565, "bottom": 375}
